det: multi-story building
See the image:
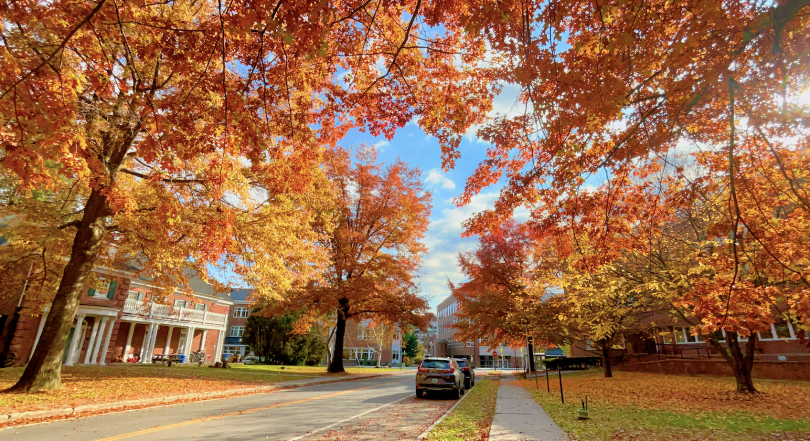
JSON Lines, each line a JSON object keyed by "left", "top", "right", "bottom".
{"left": 0, "top": 268, "right": 233, "bottom": 367}
{"left": 222, "top": 288, "right": 252, "bottom": 360}
{"left": 436, "top": 294, "right": 525, "bottom": 369}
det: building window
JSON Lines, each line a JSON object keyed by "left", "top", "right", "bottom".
{"left": 760, "top": 319, "right": 796, "bottom": 341}
{"left": 674, "top": 327, "right": 700, "bottom": 344}
{"left": 194, "top": 303, "right": 207, "bottom": 311}
{"left": 174, "top": 299, "right": 189, "bottom": 308}
{"left": 393, "top": 330, "right": 402, "bottom": 340}
{"left": 233, "top": 307, "right": 249, "bottom": 318}
{"left": 466, "top": 341, "right": 474, "bottom": 347}
{"left": 127, "top": 291, "right": 144, "bottom": 301}
{"left": 392, "top": 351, "right": 400, "bottom": 361}
{"left": 88, "top": 277, "right": 117, "bottom": 300}
{"left": 230, "top": 326, "right": 245, "bottom": 337}
{"left": 346, "top": 348, "right": 375, "bottom": 360}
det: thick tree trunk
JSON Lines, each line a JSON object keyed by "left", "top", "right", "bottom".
{"left": 527, "top": 340, "right": 536, "bottom": 373}
{"left": 600, "top": 340, "right": 613, "bottom": 378}
{"left": 0, "top": 307, "right": 20, "bottom": 367}
{"left": 328, "top": 301, "right": 349, "bottom": 373}
{"left": 707, "top": 331, "right": 757, "bottom": 393}
{"left": 6, "top": 189, "right": 109, "bottom": 392}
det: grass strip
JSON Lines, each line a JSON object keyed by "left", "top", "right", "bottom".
{"left": 424, "top": 378, "right": 499, "bottom": 441}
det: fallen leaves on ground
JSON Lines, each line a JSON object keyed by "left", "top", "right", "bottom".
{"left": 517, "top": 371, "right": 810, "bottom": 441}
{"left": 516, "top": 371, "right": 810, "bottom": 420}
{"left": 0, "top": 365, "right": 319, "bottom": 413}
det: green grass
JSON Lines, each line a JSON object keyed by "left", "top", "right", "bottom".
{"left": 517, "top": 370, "right": 810, "bottom": 440}
{"left": 424, "top": 378, "right": 499, "bottom": 441}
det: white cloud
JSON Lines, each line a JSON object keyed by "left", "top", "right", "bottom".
{"left": 372, "top": 140, "right": 389, "bottom": 152}
{"left": 423, "top": 168, "right": 456, "bottom": 190}
{"left": 419, "top": 193, "right": 500, "bottom": 309}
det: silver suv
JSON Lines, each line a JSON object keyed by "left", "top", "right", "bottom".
{"left": 415, "top": 357, "right": 465, "bottom": 398}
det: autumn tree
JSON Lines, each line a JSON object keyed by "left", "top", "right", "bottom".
{"left": 446, "top": 0, "right": 810, "bottom": 392}
{"left": 0, "top": 0, "right": 496, "bottom": 392}
{"left": 451, "top": 220, "right": 569, "bottom": 373}
{"left": 269, "top": 147, "right": 432, "bottom": 373}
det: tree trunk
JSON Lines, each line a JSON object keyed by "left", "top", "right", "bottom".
{"left": 707, "top": 331, "right": 757, "bottom": 393}
{"left": 328, "top": 301, "right": 349, "bottom": 373}
{"left": 527, "top": 340, "right": 536, "bottom": 373}
{"left": 6, "top": 189, "right": 109, "bottom": 392}
{"left": 600, "top": 339, "right": 613, "bottom": 378}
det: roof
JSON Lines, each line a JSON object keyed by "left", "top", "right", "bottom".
{"left": 229, "top": 288, "right": 253, "bottom": 303}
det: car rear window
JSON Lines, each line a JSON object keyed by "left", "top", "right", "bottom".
{"left": 455, "top": 359, "right": 468, "bottom": 367}
{"left": 420, "top": 360, "right": 451, "bottom": 369}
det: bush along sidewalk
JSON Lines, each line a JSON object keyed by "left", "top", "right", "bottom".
{"left": 422, "top": 378, "right": 500, "bottom": 441}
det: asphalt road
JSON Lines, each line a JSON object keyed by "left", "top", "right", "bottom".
{"left": 1, "top": 372, "right": 459, "bottom": 441}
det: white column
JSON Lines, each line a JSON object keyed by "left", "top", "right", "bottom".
{"left": 182, "top": 326, "right": 195, "bottom": 360}
{"left": 199, "top": 329, "right": 208, "bottom": 351}
{"left": 29, "top": 310, "right": 50, "bottom": 361}
{"left": 164, "top": 326, "right": 175, "bottom": 355}
{"left": 98, "top": 317, "right": 116, "bottom": 365}
{"left": 214, "top": 329, "right": 225, "bottom": 362}
{"left": 139, "top": 323, "right": 155, "bottom": 362}
{"left": 83, "top": 317, "right": 101, "bottom": 364}
{"left": 123, "top": 322, "right": 136, "bottom": 358}
{"left": 63, "top": 313, "right": 86, "bottom": 366}
{"left": 90, "top": 317, "right": 109, "bottom": 364}
{"left": 145, "top": 324, "right": 160, "bottom": 361}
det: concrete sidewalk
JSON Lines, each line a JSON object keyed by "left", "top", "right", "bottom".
{"left": 488, "top": 376, "right": 568, "bottom": 441}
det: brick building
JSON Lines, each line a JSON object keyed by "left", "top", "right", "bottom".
{"left": 0, "top": 268, "right": 233, "bottom": 367}
{"left": 436, "top": 294, "right": 525, "bottom": 369}
{"left": 569, "top": 311, "right": 810, "bottom": 362}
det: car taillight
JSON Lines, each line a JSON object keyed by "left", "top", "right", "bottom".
{"left": 462, "top": 367, "right": 470, "bottom": 371}
{"left": 417, "top": 367, "right": 429, "bottom": 373}
{"left": 441, "top": 368, "right": 454, "bottom": 373}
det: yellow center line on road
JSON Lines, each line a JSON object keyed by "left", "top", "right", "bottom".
{"left": 93, "top": 378, "right": 405, "bottom": 441}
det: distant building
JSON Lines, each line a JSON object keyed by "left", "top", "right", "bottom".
{"left": 436, "top": 294, "right": 525, "bottom": 368}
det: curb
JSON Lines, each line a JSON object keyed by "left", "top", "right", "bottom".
{"left": 0, "top": 370, "right": 413, "bottom": 427}
{"left": 416, "top": 374, "right": 499, "bottom": 440}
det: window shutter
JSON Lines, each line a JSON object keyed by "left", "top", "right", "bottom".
{"left": 88, "top": 288, "right": 96, "bottom": 297}
{"left": 106, "top": 281, "right": 118, "bottom": 299}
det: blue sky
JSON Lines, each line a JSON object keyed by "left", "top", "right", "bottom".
{"left": 339, "top": 84, "right": 526, "bottom": 311}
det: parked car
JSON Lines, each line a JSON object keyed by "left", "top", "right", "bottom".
{"left": 454, "top": 358, "right": 475, "bottom": 388}
{"left": 415, "top": 357, "right": 465, "bottom": 399}
{"left": 242, "top": 356, "right": 259, "bottom": 365}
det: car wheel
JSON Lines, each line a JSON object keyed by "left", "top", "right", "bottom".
{"left": 465, "top": 379, "right": 471, "bottom": 389}
{"left": 416, "top": 389, "right": 424, "bottom": 398}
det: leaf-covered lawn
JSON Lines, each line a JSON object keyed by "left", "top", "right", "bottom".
{"left": 0, "top": 364, "right": 324, "bottom": 413}
{"left": 424, "top": 378, "right": 499, "bottom": 441}
{"left": 516, "top": 370, "right": 810, "bottom": 440}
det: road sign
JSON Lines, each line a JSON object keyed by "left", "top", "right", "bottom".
{"left": 492, "top": 351, "right": 498, "bottom": 357}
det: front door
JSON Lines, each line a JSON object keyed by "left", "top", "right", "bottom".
{"left": 177, "top": 329, "right": 187, "bottom": 354}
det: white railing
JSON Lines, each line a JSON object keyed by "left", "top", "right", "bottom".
{"left": 122, "top": 299, "right": 227, "bottom": 328}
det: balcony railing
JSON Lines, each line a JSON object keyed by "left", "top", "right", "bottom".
{"left": 122, "top": 299, "right": 227, "bottom": 327}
